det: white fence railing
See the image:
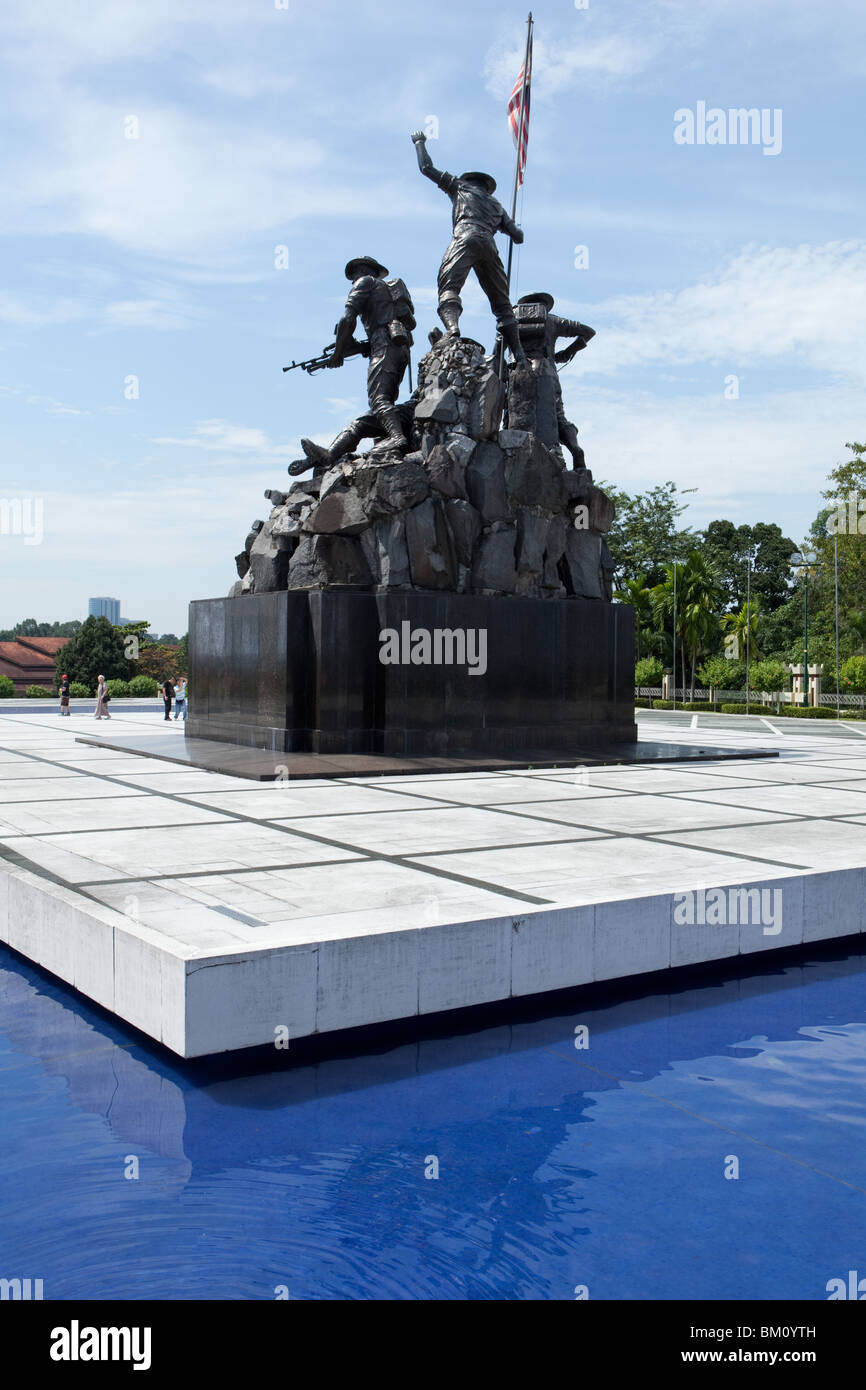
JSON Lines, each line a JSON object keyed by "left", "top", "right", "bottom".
{"left": 635, "top": 686, "right": 866, "bottom": 712}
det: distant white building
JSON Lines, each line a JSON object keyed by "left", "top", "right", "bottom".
{"left": 88, "top": 597, "right": 121, "bottom": 625}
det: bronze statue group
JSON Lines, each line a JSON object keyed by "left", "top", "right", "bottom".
{"left": 288, "top": 133, "right": 595, "bottom": 478}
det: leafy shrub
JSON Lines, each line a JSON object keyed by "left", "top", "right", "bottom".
{"left": 682, "top": 701, "right": 712, "bottom": 711}
{"left": 25, "top": 685, "right": 53, "bottom": 698}
{"left": 0, "top": 675, "right": 15, "bottom": 698}
{"left": 840, "top": 655, "right": 866, "bottom": 694}
{"left": 776, "top": 705, "right": 837, "bottom": 719}
{"left": 69, "top": 682, "right": 90, "bottom": 698}
{"left": 720, "top": 703, "right": 755, "bottom": 714}
{"left": 634, "top": 657, "right": 664, "bottom": 686}
{"left": 128, "top": 675, "right": 159, "bottom": 697}
{"left": 634, "top": 697, "right": 652, "bottom": 708}
{"left": 652, "top": 700, "right": 675, "bottom": 709}
{"left": 749, "top": 659, "right": 789, "bottom": 694}
{"left": 699, "top": 656, "right": 746, "bottom": 689}
{"left": 105, "top": 679, "right": 130, "bottom": 698}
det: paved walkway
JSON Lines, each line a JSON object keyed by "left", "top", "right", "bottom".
{"left": 1, "top": 707, "right": 865, "bottom": 1054}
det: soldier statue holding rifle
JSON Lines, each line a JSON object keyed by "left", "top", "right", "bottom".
{"left": 288, "top": 255, "right": 416, "bottom": 475}
{"left": 410, "top": 131, "right": 527, "bottom": 367}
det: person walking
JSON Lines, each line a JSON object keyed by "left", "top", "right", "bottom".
{"left": 94, "top": 675, "right": 111, "bottom": 720}
{"left": 59, "top": 673, "right": 70, "bottom": 717}
{"left": 173, "top": 677, "right": 187, "bottom": 721}
{"left": 161, "top": 677, "right": 175, "bottom": 721}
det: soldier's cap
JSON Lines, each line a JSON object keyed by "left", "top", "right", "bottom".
{"left": 460, "top": 171, "right": 497, "bottom": 194}
{"left": 344, "top": 256, "right": 388, "bottom": 281}
{"left": 518, "top": 292, "right": 555, "bottom": 310}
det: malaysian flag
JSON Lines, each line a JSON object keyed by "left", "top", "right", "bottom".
{"left": 507, "top": 28, "right": 533, "bottom": 188}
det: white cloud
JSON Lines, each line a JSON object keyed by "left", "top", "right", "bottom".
{"left": 199, "top": 66, "right": 296, "bottom": 100}
{"left": 567, "top": 382, "right": 863, "bottom": 528}
{"left": 561, "top": 240, "right": 866, "bottom": 381}
{"left": 152, "top": 419, "right": 293, "bottom": 457}
{"left": 0, "top": 294, "right": 85, "bottom": 326}
{"left": 4, "top": 101, "right": 327, "bottom": 259}
{"left": 102, "top": 297, "right": 201, "bottom": 331}
{"left": 485, "top": 34, "right": 656, "bottom": 101}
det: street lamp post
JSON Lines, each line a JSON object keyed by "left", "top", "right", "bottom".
{"left": 790, "top": 550, "right": 821, "bottom": 710}
{"left": 745, "top": 555, "right": 753, "bottom": 717}
{"left": 835, "top": 535, "right": 841, "bottom": 719}
{"left": 803, "top": 568, "right": 809, "bottom": 707}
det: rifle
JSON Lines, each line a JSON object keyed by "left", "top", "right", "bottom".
{"left": 282, "top": 339, "right": 368, "bottom": 375}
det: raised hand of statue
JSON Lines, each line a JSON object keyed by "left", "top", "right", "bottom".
{"left": 411, "top": 131, "right": 427, "bottom": 145}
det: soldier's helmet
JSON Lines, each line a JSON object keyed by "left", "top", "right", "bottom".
{"left": 518, "top": 292, "right": 555, "bottom": 311}
{"left": 344, "top": 256, "right": 389, "bottom": 281}
{"left": 459, "top": 171, "right": 497, "bottom": 194}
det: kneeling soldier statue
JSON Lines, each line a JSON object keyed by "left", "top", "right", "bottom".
{"left": 291, "top": 255, "right": 415, "bottom": 475}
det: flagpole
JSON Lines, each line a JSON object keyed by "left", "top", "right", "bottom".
{"left": 499, "top": 11, "right": 533, "bottom": 381}
{"left": 505, "top": 11, "right": 533, "bottom": 299}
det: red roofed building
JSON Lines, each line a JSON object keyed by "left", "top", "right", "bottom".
{"left": 0, "top": 637, "right": 70, "bottom": 694}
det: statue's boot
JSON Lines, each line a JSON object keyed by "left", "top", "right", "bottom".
{"left": 500, "top": 321, "right": 529, "bottom": 368}
{"left": 368, "top": 407, "right": 408, "bottom": 459}
{"left": 438, "top": 301, "right": 462, "bottom": 338}
{"left": 560, "top": 422, "right": 586, "bottom": 469}
{"left": 289, "top": 428, "right": 359, "bottom": 476}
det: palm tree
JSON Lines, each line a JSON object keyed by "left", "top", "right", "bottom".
{"left": 680, "top": 553, "right": 724, "bottom": 700}
{"left": 721, "top": 598, "right": 763, "bottom": 679}
{"left": 650, "top": 553, "right": 722, "bottom": 700}
{"left": 614, "top": 575, "right": 652, "bottom": 659}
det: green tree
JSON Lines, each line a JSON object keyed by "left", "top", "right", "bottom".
{"left": 603, "top": 481, "right": 696, "bottom": 588}
{"left": 846, "top": 609, "right": 866, "bottom": 655}
{"left": 750, "top": 659, "right": 790, "bottom": 710}
{"left": 701, "top": 521, "right": 796, "bottom": 612}
{"left": 805, "top": 443, "right": 866, "bottom": 662}
{"left": 650, "top": 552, "right": 723, "bottom": 699}
{"left": 698, "top": 655, "right": 746, "bottom": 693}
{"left": 54, "top": 616, "right": 131, "bottom": 692}
{"left": 614, "top": 575, "right": 653, "bottom": 659}
{"left": 634, "top": 656, "right": 664, "bottom": 687}
{"left": 721, "top": 598, "right": 763, "bottom": 667}
{"left": 840, "top": 655, "right": 866, "bottom": 694}
{"left": 0, "top": 618, "right": 82, "bottom": 639}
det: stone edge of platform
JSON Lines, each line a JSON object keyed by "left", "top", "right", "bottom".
{"left": 2, "top": 856, "right": 864, "bottom": 1059}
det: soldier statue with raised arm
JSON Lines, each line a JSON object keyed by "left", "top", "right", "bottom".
{"left": 411, "top": 131, "right": 527, "bottom": 367}
{"left": 290, "top": 255, "right": 415, "bottom": 475}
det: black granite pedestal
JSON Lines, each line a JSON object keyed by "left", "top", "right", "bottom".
{"left": 187, "top": 590, "right": 637, "bottom": 757}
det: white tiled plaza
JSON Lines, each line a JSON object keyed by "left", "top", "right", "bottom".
{"left": 0, "top": 705, "right": 864, "bottom": 1056}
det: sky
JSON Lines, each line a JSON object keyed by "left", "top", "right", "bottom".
{"left": 0, "top": 0, "right": 864, "bottom": 634}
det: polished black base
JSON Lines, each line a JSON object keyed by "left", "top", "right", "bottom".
{"left": 75, "top": 730, "right": 777, "bottom": 781}
{"left": 186, "top": 590, "right": 637, "bottom": 757}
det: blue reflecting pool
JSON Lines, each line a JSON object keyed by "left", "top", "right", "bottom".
{"left": 1, "top": 942, "right": 865, "bottom": 1300}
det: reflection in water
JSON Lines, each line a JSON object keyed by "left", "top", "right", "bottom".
{"left": 1, "top": 944, "right": 865, "bottom": 1299}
